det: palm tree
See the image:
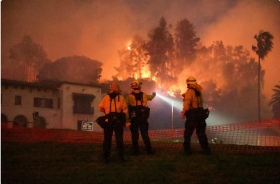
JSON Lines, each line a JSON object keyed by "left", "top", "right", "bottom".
{"left": 269, "top": 82, "right": 280, "bottom": 119}
{"left": 252, "top": 31, "right": 274, "bottom": 121}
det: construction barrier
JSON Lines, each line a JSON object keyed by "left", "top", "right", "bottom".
{"left": 2, "top": 119, "right": 280, "bottom": 153}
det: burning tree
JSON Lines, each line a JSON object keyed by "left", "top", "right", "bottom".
{"left": 114, "top": 35, "right": 148, "bottom": 80}
{"left": 112, "top": 18, "right": 272, "bottom": 122}
{"left": 114, "top": 48, "right": 134, "bottom": 80}
{"left": 145, "top": 17, "right": 176, "bottom": 89}
{"left": 9, "top": 36, "right": 50, "bottom": 82}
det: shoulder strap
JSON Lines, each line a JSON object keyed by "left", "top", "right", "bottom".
{"left": 109, "top": 95, "right": 119, "bottom": 113}
{"left": 109, "top": 98, "right": 112, "bottom": 113}
{"left": 114, "top": 98, "right": 117, "bottom": 111}
{"left": 131, "top": 92, "right": 143, "bottom": 106}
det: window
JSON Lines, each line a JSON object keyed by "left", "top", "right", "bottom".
{"left": 73, "top": 93, "right": 95, "bottom": 114}
{"left": 34, "top": 98, "right": 53, "bottom": 108}
{"left": 15, "top": 95, "right": 22, "bottom": 105}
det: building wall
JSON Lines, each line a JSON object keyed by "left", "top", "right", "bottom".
{"left": 59, "top": 83, "right": 103, "bottom": 132}
{"left": 1, "top": 81, "right": 104, "bottom": 132}
{"left": 1, "top": 84, "right": 61, "bottom": 128}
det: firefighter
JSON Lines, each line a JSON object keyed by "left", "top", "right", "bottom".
{"left": 126, "top": 80, "right": 156, "bottom": 155}
{"left": 181, "top": 76, "right": 211, "bottom": 155}
{"left": 98, "top": 82, "right": 131, "bottom": 163}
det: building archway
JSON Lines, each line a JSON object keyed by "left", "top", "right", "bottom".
{"left": 13, "top": 115, "right": 28, "bottom": 127}
{"left": 1, "top": 113, "right": 8, "bottom": 122}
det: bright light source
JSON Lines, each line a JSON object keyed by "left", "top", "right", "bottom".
{"left": 156, "top": 93, "right": 182, "bottom": 111}
{"left": 157, "top": 92, "right": 237, "bottom": 126}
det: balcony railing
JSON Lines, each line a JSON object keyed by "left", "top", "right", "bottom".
{"left": 73, "top": 106, "right": 94, "bottom": 114}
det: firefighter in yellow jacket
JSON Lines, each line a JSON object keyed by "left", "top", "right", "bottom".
{"left": 126, "top": 80, "right": 156, "bottom": 155}
{"left": 181, "top": 76, "right": 211, "bottom": 155}
{"left": 98, "top": 82, "right": 130, "bottom": 162}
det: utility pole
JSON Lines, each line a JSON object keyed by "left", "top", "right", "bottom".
{"left": 171, "top": 100, "right": 174, "bottom": 129}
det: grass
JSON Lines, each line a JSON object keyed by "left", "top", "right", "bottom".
{"left": 1, "top": 141, "right": 280, "bottom": 184}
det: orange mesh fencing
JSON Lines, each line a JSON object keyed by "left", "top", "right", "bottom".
{"left": 2, "top": 119, "right": 280, "bottom": 153}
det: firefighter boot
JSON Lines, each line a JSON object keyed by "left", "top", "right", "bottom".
{"left": 145, "top": 140, "right": 155, "bottom": 155}
{"left": 183, "top": 142, "right": 192, "bottom": 155}
{"left": 132, "top": 141, "right": 139, "bottom": 156}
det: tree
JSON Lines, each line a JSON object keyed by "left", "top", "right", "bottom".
{"left": 252, "top": 31, "right": 274, "bottom": 121}
{"left": 269, "top": 82, "right": 280, "bottom": 118}
{"left": 195, "top": 41, "right": 262, "bottom": 122}
{"left": 210, "top": 41, "right": 228, "bottom": 61}
{"left": 114, "top": 35, "right": 148, "bottom": 80}
{"left": 37, "top": 55, "right": 102, "bottom": 84}
{"left": 129, "top": 35, "right": 149, "bottom": 79}
{"left": 174, "top": 18, "right": 200, "bottom": 71}
{"left": 114, "top": 49, "right": 134, "bottom": 80}
{"left": 9, "top": 36, "right": 50, "bottom": 82}
{"left": 145, "top": 17, "right": 175, "bottom": 88}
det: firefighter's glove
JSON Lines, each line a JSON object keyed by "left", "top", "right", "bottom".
{"left": 181, "top": 111, "right": 185, "bottom": 119}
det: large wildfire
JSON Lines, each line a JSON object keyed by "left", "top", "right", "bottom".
{"left": 119, "top": 42, "right": 190, "bottom": 97}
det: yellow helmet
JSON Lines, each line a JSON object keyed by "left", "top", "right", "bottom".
{"left": 130, "top": 80, "right": 142, "bottom": 89}
{"left": 186, "top": 76, "right": 197, "bottom": 84}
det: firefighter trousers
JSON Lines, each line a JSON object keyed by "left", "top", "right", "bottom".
{"left": 183, "top": 119, "right": 210, "bottom": 152}
{"left": 103, "top": 120, "right": 124, "bottom": 158}
{"left": 130, "top": 116, "right": 152, "bottom": 153}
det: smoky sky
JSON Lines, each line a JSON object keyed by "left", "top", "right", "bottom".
{"left": 1, "top": 0, "right": 280, "bottom": 97}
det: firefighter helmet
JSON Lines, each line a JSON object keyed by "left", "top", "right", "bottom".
{"left": 186, "top": 76, "right": 197, "bottom": 84}
{"left": 130, "top": 80, "right": 142, "bottom": 89}
{"left": 109, "top": 82, "right": 121, "bottom": 92}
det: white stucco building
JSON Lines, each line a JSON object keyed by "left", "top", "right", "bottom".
{"left": 1, "top": 79, "right": 105, "bottom": 132}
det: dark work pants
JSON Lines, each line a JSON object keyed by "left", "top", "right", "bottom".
{"left": 130, "top": 116, "right": 152, "bottom": 152}
{"left": 183, "top": 118, "right": 210, "bottom": 151}
{"left": 103, "top": 120, "right": 124, "bottom": 158}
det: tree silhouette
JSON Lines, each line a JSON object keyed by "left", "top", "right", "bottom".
{"left": 145, "top": 17, "right": 175, "bottom": 88}
{"left": 9, "top": 36, "right": 50, "bottom": 82}
{"left": 174, "top": 18, "right": 200, "bottom": 69}
{"left": 252, "top": 31, "right": 274, "bottom": 121}
{"left": 198, "top": 41, "right": 260, "bottom": 122}
{"left": 37, "top": 55, "right": 102, "bottom": 84}
{"left": 269, "top": 82, "right": 280, "bottom": 118}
